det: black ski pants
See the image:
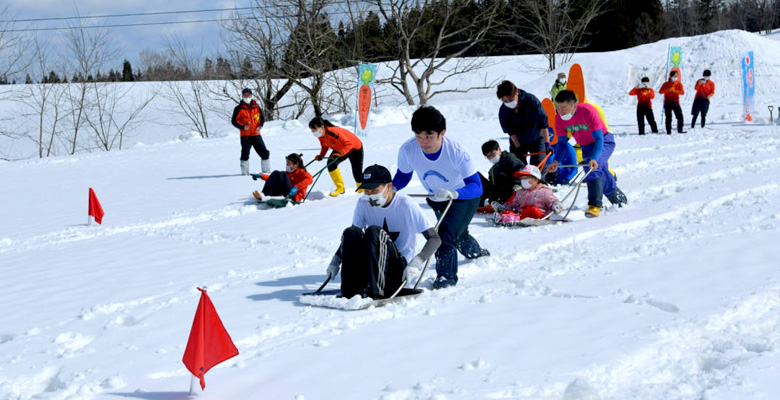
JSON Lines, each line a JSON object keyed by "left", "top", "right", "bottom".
{"left": 240, "top": 135, "right": 270, "bottom": 161}
{"left": 262, "top": 171, "right": 293, "bottom": 197}
{"left": 509, "top": 137, "right": 546, "bottom": 167}
{"left": 479, "top": 172, "right": 515, "bottom": 206}
{"left": 340, "top": 226, "right": 406, "bottom": 299}
{"left": 664, "top": 102, "right": 684, "bottom": 134}
{"left": 691, "top": 98, "right": 710, "bottom": 128}
{"left": 328, "top": 147, "right": 364, "bottom": 186}
{"left": 637, "top": 105, "right": 658, "bottom": 135}
{"left": 426, "top": 197, "right": 483, "bottom": 283}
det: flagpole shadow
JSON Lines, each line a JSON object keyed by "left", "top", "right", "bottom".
{"left": 108, "top": 391, "right": 191, "bottom": 400}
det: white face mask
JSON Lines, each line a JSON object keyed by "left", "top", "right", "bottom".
{"left": 312, "top": 129, "right": 324, "bottom": 138}
{"left": 639, "top": 83, "right": 647, "bottom": 88}
{"left": 560, "top": 112, "right": 574, "bottom": 121}
{"left": 286, "top": 165, "right": 295, "bottom": 173}
{"left": 366, "top": 188, "right": 389, "bottom": 207}
{"left": 504, "top": 100, "right": 517, "bottom": 109}
{"left": 243, "top": 97, "right": 252, "bottom": 104}
{"left": 488, "top": 154, "right": 500, "bottom": 165}
{"left": 701, "top": 77, "right": 709, "bottom": 81}
{"left": 671, "top": 77, "right": 678, "bottom": 82}
{"left": 558, "top": 78, "right": 567, "bottom": 84}
{"left": 520, "top": 179, "right": 534, "bottom": 189}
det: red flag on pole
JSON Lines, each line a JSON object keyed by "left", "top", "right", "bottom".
{"left": 88, "top": 188, "right": 104, "bottom": 224}
{"left": 182, "top": 287, "right": 239, "bottom": 390}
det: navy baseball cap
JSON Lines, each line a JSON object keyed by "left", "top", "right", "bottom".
{"left": 360, "top": 165, "right": 392, "bottom": 190}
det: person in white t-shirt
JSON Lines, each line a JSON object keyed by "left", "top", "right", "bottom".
{"left": 392, "top": 106, "right": 490, "bottom": 290}
{"left": 325, "top": 165, "right": 441, "bottom": 299}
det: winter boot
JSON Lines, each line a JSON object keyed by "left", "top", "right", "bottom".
{"left": 240, "top": 160, "right": 250, "bottom": 175}
{"left": 328, "top": 169, "right": 346, "bottom": 197}
{"left": 432, "top": 275, "right": 457, "bottom": 290}
{"left": 605, "top": 187, "right": 628, "bottom": 207}
{"left": 585, "top": 205, "right": 600, "bottom": 218}
{"left": 252, "top": 190, "right": 263, "bottom": 201}
{"left": 261, "top": 159, "right": 271, "bottom": 174}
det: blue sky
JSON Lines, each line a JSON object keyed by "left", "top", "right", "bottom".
{"left": 4, "top": 1, "right": 245, "bottom": 71}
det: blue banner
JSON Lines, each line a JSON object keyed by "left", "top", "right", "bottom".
{"left": 741, "top": 51, "right": 755, "bottom": 121}
{"left": 355, "top": 63, "right": 378, "bottom": 136}
{"left": 668, "top": 46, "right": 682, "bottom": 72}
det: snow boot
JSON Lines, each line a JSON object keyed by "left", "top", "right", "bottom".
{"left": 432, "top": 275, "right": 457, "bottom": 290}
{"left": 605, "top": 187, "right": 628, "bottom": 207}
{"left": 240, "top": 160, "right": 250, "bottom": 175}
{"left": 585, "top": 205, "right": 600, "bottom": 218}
{"left": 261, "top": 159, "right": 271, "bottom": 174}
{"left": 329, "top": 169, "right": 346, "bottom": 197}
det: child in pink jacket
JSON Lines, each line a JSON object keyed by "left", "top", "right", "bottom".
{"left": 493, "top": 165, "right": 562, "bottom": 222}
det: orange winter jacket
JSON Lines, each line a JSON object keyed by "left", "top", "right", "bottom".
{"left": 629, "top": 87, "right": 655, "bottom": 107}
{"left": 694, "top": 79, "right": 715, "bottom": 100}
{"left": 659, "top": 80, "right": 685, "bottom": 104}
{"left": 288, "top": 168, "right": 313, "bottom": 202}
{"left": 317, "top": 126, "right": 363, "bottom": 158}
{"left": 231, "top": 100, "right": 264, "bottom": 137}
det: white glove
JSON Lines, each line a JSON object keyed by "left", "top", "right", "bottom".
{"left": 490, "top": 201, "right": 505, "bottom": 212}
{"left": 403, "top": 256, "right": 425, "bottom": 283}
{"left": 552, "top": 202, "right": 563, "bottom": 214}
{"left": 326, "top": 262, "right": 340, "bottom": 279}
{"left": 431, "top": 188, "right": 458, "bottom": 202}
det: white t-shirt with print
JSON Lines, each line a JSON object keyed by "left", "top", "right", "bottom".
{"left": 397, "top": 136, "right": 478, "bottom": 194}
{"left": 352, "top": 192, "right": 433, "bottom": 261}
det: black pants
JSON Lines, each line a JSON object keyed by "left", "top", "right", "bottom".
{"left": 637, "top": 105, "right": 658, "bottom": 135}
{"left": 479, "top": 172, "right": 514, "bottom": 205}
{"left": 240, "top": 135, "right": 269, "bottom": 161}
{"left": 509, "top": 137, "right": 546, "bottom": 167}
{"left": 426, "top": 197, "right": 483, "bottom": 282}
{"left": 262, "top": 171, "right": 292, "bottom": 197}
{"left": 664, "top": 102, "right": 684, "bottom": 134}
{"left": 340, "top": 226, "right": 406, "bottom": 299}
{"left": 328, "top": 147, "right": 364, "bottom": 185}
{"left": 691, "top": 98, "right": 710, "bottom": 128}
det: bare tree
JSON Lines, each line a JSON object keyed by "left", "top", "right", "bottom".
{"left": 746, "top": 0, "right": 779, "bottom": 33}
{"left": 23, "top": 36, "right": 68, "bottom": 158}
{"left": 84, "top": 82, "right": 155, "bottom": 151}
{"left": 62, "top": 16, "right": 118, "bottom": 154}
{"left": 372, "top": 0, "right": 501, "bottom": 105}
{"left": 163, "top": 35, "right": 213, "bottom": 138}
{"left": 0, "top": 7, "right": 27, "bottom": 97}
{"left": 507, "top": 0, "right": 607, "bottom": 71}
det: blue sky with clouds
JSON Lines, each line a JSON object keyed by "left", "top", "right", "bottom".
{"left": 4, "top": 1, "right": 245, "bottom": 70}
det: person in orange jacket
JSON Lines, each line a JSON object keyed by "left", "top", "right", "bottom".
{"left": 691, "top": 69, "right": 715, "bottom": 129}
{"left": 629, "top": 76, "right": 658, "bottom": 135}
{"left": 659, "top": 70, "right": 686, "bottom": 134}
{"left": 309, "top": 117, "right": 364, "bottom": 196}
{"left": 252, "top": 153, "right": 313, "bottom": 203}
{"left": 231, "top": 88, "right": 270, "bottom": 175}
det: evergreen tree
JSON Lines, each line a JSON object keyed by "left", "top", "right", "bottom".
{"left": 25, "top": 74, "right": 33, "bottom": 84}
{"left": 122, "top": 59, "right": 135, "bottom": 81}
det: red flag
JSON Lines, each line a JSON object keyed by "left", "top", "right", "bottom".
{"left": 182, "top": 288, "right": 239, "bottom": 390}
{"left": 88, "top": 188, "right": 105, "bottom": 224}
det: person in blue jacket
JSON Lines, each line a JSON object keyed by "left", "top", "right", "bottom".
{"left": 392, "top": 106, "right": 490, "bottom": 289}
{"left": 497, "top": 80, "right": 551, "bottom": 166}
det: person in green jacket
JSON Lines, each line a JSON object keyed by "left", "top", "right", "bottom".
{"left": 550, "top": 72, "right": 566, "bottom": 105}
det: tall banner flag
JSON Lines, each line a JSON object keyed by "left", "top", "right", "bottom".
{"left": 355, "top": 63, "right": 378, "bottom": 136}
{"left": 668, "top": 46, "right": 682, "bottom": 76}
{"left": 741, "top": 51, "right": 755, "bottom": 122}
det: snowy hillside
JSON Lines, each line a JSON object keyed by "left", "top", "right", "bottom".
{"left": 1, "top": 30, "right": 780, "bottom": 400}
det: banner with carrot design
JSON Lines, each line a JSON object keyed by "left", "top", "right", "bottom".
{"left": 355, "top": 63, "right": 378, "bottom": 136}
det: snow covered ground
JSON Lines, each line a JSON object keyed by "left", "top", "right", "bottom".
{"left": 1, "top": 30, "right": 780, "bottom": 400}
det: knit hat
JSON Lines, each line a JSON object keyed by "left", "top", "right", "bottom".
{"left": 703, "top": 69, "right": 711, "bottom": 77}
{"left": 557, "top": 72, "right": 566, "bottom": 79}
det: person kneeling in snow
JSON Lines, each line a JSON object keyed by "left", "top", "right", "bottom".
{"left": 492, "top": 165, "right": 562, "bottom": 223}
{"left": 478, "top": 139, "right": 526, "bottom": 211}
{"left": 326, "top": 165, "right": 441, "bottom": 299}
{"left": 252, "top": 153, "right": 313, "bottom": 203}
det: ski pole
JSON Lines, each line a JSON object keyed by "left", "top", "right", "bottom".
{"left": 770, "top": 106, "right": 775, "bottom": 124}
{"left": 302, "top": 158, "right": 340, "bottom": 203}
{"left": 408, "top": 194, "right": 454, "bottom": 290}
